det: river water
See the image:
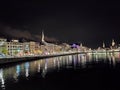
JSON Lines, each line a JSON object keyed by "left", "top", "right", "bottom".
{"left": 0, "top": 52, "right": 120, "bottom": 90}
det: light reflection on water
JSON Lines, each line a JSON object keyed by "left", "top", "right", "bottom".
{"left": 0, "top": 69, "right": 5, "bottom": 90}
{"left": 0, "top": 52, "right": 120, "bottom": 89}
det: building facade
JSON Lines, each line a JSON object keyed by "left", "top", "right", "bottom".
{"left": 29, "top": 41, "right": 36, "bottom": 54}
{"left": 7, "top": 40, "right": 23, "bottom": 56}
{"left": 0, "top": 38, "right": 7, "bottom": 55}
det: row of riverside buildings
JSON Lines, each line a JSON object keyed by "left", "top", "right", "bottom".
{"left": 0, "top": 32, "right": 73, "bottom": 56}
{"left": 0, "top": 31, "right": 90, "bottom": 56}
{"left": 0, "top": 38, "right": 72, "bottom": 56}
{"left": 0, "top": 38, "right": 41, "bottom": 56}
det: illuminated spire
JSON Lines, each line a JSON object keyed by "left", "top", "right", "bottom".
{"left": 80, "top": 43, "right": 83, "bottom": 47}
{"left": 112, "top": 39, "right": 115, "bottom": 46}
{"left": 41, "top": 31, "right": 48, "bottom": 45}
{"left": 103, "top": 42, "right": 105, "bottom": 48}
{"left": 42, "top": 30, "right": 45, "bottom": 42}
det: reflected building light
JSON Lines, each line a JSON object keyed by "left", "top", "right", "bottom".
{"left": 113, "top": 52, "right": 119, "bottom": 60}
{"left": 66, "top": 58, "right": 69, "bottom": 65}
{"left": 77, "top": 54, "right": 81, "bottom": 66}
{"left": 78, "top": 54, "right": 80, "bottom": 61}
{"left": 60, "top": 58, "right": 63, "bottom": 66}
{"left": 69, "top": 56, "right": 72, "bottom": 61}
{"left": 62, "top": 57, "right": 64, "bottom": 61}
{"left": 114, "top": 53, "right": 119, "bottom": 59}
{"left": 72, "top": 55, "right": 76, "bottom": 67}
{"left": 25, "top": 62, "right": 29, "bottom": 77}
{"left": 25, "top": 69, "right": 29, "bottom": 78}
{"left": 53, "top": 59, "right": 56, "bottom": 68}
{"left": 81, "top": 55, "right": 86, "bottom": 68}
{"left": 42, "top": 60, "right": 48, "bottom": 78}
{"left": 79, "top": 55, "right": 83, "bottom": 64}
{"left": 69, "top": 56, "right": 72, "bottom": 64}
{"left": 63, "top": 58, "right": 66, "bottom": 65}
{"left": 84, "top": 55, "right": 87, "bottom": 63}
{"left": 81, "top": 55, "right": 85, "bottom": 61}
{"left": 44, "top": 60, "right": 48, "bottom": 70}
{"left": 100, "top": 53, "right": 106, "bottom": 60}
{"left": 73, "top": 56, "right": 77, "bottom": 68}
{"left": 68, "top": 55, "right": 72, "bottom": 65}
{"left": 57, "top": 60, "right": 60, "bottom": 70}
{"left": 66, "top": 56, "right": 69, "bottom": 61}
{"left": 16, "top": 65, "right": 21, "bottom": 77}
{"left": 95, "top": 54, "right": 98, "bottom": 61}
{"left": 119, "top": 52, "right": 120, "bottom": 59}
{"left": 13, "top": 65, "right": 20, "bottom": 81}
{"left": 37, "top": 63, "right": 41, "bottom": 72}
{"left": 108, "top": 54, "right": 112, "bottom": 64}
{"left": 59, "top": 57, "right": 62, "bottom": 61}
{"left": 111, "top": 55, "right": 116, "bottom": 66}
{"left": 42, "top": 69, "right": 47, "bottom": 78}
{"left": 87, "top": 54, "right": 92, "bottom": 61}
{"left": 73, "top": 55, "right": 76, "bottom": 61}
{"left": 0, "top": 69, "right": 5, "bottom": 89}
{"left": 84, "top": 55, "right": 87, "bottom": 62}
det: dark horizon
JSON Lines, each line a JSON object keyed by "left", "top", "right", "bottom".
{"left": 0, "top": 0, "right": 120, "bottom": 48}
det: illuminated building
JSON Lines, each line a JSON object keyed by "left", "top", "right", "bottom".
{"left": 23, "top": 42, "right": 30, "bottom": 54}
{"left": 112, "top": 39, "right": 115, "bottom": 47}
{"left": 110, "top": 39, "right": 117, "bottom": 49}
{"left": 7, "top": 40, "right": 23, "bottom": 56}
{"left": 0, "top": 38, "right": 7, "bottom": 54}
{"left": 29, "top": 41, "right": 35, "bottom": 53}
{"left": 41, "top": 31, "right": 59, "bottom": 53}
{"left": 59, "top": 43, "right": 69, "bottom": 51}
{"left": 103, "top": 42, "right": 105, "bottom": 48}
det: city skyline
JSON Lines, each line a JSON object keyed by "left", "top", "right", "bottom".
{"left": 0, "top": 0, "right": 120, "bottom": 48}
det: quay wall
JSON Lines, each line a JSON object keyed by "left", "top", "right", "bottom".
{"left": 0, "top": 52, "right": 81, "bottom": 65}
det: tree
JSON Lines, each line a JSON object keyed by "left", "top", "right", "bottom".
{"left": 2, "top": 47, "right": 8, "bottom": 55}
{"left": 14, "top": 50, "right": 18, "bottom": 55}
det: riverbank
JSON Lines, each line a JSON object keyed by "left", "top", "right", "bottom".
{"left": 0, "top": 52, "right": 81, "bottom": 65}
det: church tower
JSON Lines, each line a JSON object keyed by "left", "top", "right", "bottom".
{"left": 103, "top": 42, "right": 105, "bottom": 48}
{"left": 41, "top": 31, "right": 49, "bottom": 45}
{"left": 112, "top": 39, "right": 115, "bottom": 47}
{"left": 42, "top": 30, "right": 45, "bottom": 42}
{"left": 80, "top": 43, "right": 83, "bottom": 48}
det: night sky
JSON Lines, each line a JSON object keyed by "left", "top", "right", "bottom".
{"left": 0, "top": 0, "right": 120, "bottom": 48}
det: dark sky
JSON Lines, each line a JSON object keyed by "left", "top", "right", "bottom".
{"left": 0, "top": 0, "right": 120, "bottom": 48}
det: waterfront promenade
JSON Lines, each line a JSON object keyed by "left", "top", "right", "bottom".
{"left": 0, "top": 51, "right": 82, "bottom": 64}
{"left": 0, "top": 49, "right": 119, "bottom": 65}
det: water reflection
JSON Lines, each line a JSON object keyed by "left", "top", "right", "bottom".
{"left": 0, "top": 69, "right": 5, "bottom": 90}
{"left": 87, "top": 52, "right": 120, "bottom": 66}
{"left": 107, "top": 53, "right": 116, "bottom": 66}
{"left": 0, "top": 52, "right": 120, "bottom": 89}
{"left": 25, "top": 62, "right": 29, "bottom": 77}
{"left": 13, "top": 65, "right": 20, "bottom": 82}
{"left": 73, "top": 55, "right": 77, "bottom": 68}
{"left": 37, "top": 63, "right": 40, "bottom": 73}
{"left": 78, "top": 54, "right": 87, "bottom": 68}
{"left": 41, "top": 59, "right": 48, "bottom": 78}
